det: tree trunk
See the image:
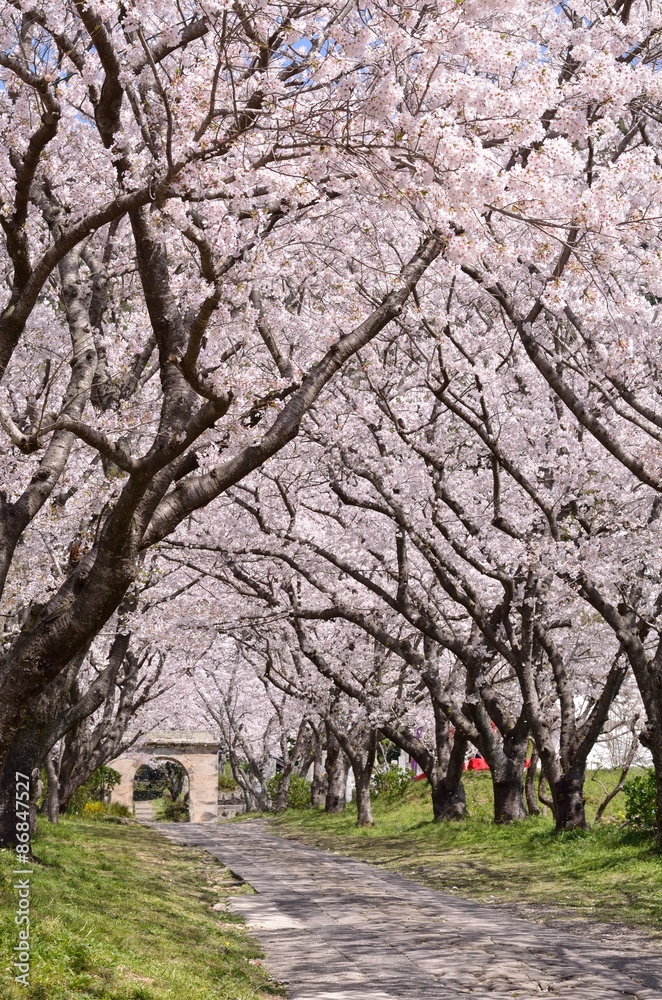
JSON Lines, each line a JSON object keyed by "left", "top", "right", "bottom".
{"left": 639, "top": 721, "right": 662, "bottom": 848}
{"left": 45, "top": 756, "right": 60, "bottom": 825}
{"left": 431, "top": 731, "right": 468, "bottom": 821}
{"left": 311, "top": 742, "right": 326, "bottom": 808}
{"left": 489, "top": 735, "right": 528, "bottom": 823}
{"left": 228, "top": 750, "right": 270, "bottom": 813}
{"left": 655, "top": 756, "right": 662, "bottom": 850}
{"left": 57, "top": 729, "right": 91, "bottom": 814}
{"left": 431, "top": 774, "right": 467, "bottom": 820}
{"left": 0, "top": 723, "right": 45, "bottom": 847}
{"left": 537, "top": 770, "right": 555, "bottom": 816}
{"left": 524, "top": 750, "right": 540, "bottom": 815}
{"left": 594, "top": 764, "right": 630, "bottom": 824}
{"left": 57, "top": 773, "right": 79, "bottom": 815}
{"left": 552, "top": 768, "right": 588, "bottom": 831}
{"left": 492, "top": 772, "right": 528, "bottom": 823}
{"left": 0, "top": 674, "right": 91, "bottom": 843}
{"left": 354, "top": 771, "right": 374, "bottom": 826}
{"left": 325, "top": 734, "right": 349, "bottom": 813}
{"left": 273, "top": 770, "right": 292, "bottom": 812}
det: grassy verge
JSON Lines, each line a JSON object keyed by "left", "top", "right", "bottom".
{"left": 0, "top": 816, "right": 283, "bottom": 1000}
{"left": 269, "top": 769, "right": 662, "bottom": 933}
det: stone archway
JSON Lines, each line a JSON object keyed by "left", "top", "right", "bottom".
{"left": 110, "top": 730, "right": 219, "bottom": 822}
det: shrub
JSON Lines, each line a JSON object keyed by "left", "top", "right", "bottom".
{"left": 266, "top": 773, "right": 280, "bottom": 806}
{"left": 108, "top": 802, "right": 131, "bottom": 818}
{"left": 218, "top": 766, "right": 239, "bottom": 792}
{"left": 133, "top": 763, "right": 167, "bottom": 800}
{"left": 67, "top": 785, "right": 91, "bottom": 816}
{"left": 81, "top": 800, "right": 131, "bottom": 820}
{"left": 86, "top": 765, "right": 122, "bottom": 801}
{"left": 267, "top": 772, "right": 312, "bottom": 810}
{"left": 82, "top": 801, "right": 106, "bottom": 819}
{"left": 133, "top": 780, "right": 164, "bottom": 802}
{"left": 161, "top": 799, "right": 189, "bottom": 822}
{"left": 67, "top": 765, "right": 123, "bottom": 815}
{"left": 624, "top": 769, "right": 657, "bottom": 830}
{"left": 287, "top": 774, "right": 312, "bottom": 809}
{"left": 371, "top": 766, "right": 413, "bottom": 804}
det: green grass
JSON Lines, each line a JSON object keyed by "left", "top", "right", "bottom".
{"left": 0, "top": 816, "right": 283, "bottom": 1000}
{"left": 269, "top": 769, "right": 662, "bottom": 933}
{"left": 150, "top": 797, "right": 165, "bottom": 820}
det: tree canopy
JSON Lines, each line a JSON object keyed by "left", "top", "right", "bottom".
{"left": 0, "top": 0, "right": 660, "bottom": 843}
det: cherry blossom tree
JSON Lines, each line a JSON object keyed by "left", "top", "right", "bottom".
{"left": 51, "top": 644, "right": 164, "bottom": 816}
{"left": 0, "top": 0, "right": 448, "bottom": 843}
{"left": 2, "top": 0, "right": 661, "bottom": 844}
{"left": 260, "top": 620, "right": 382, "bottom": 825}
{"left": 199, "top": 644, "right": 312, "bottom": 813}
{"left": 168, "top": 513, "right": 471, "bottom": 821}
{"left": 170, "top": 376, "right": 627, "bottom": 831}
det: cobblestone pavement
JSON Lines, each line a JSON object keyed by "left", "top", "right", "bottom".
{"left": 155, "top": 821, "right": 661, "bottom": 1000}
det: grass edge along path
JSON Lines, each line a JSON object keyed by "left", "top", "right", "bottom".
{"left": 268, "top": 771, "right": 662, "bottom": 935}
{"left": 0, "top": 816, "right": 284, "bottom": 1000}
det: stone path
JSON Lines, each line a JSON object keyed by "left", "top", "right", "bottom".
{"left": 133, "top": 800, "right": 155, "bottom": 821}
{"left": 155, "top": 821, "right": 662, "bottom": 1000}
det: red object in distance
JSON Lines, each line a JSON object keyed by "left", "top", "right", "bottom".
{"left": 467, "top": 756, "right": 490, "bottom": 771}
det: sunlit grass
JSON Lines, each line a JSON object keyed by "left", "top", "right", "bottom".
{"left": 0, "top": 817, "right": 283, "bottom": 1000}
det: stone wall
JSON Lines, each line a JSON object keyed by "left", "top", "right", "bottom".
{"left": 217, "top": 790, "right": 246, "bottom": 821}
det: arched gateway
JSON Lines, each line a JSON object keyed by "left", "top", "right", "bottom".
{"left": 110, "top": 730, "right": 219, "bottom": 823}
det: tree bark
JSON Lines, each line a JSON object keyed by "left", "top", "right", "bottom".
{"left": 271, "top": 717, "right": 310, "bottom": 812}
{"left": 431, "top": 733, "right": 468, "bottom": 821}
{"left": 431, "top": 773, "right": 467, "bottom": 820}
{"left": 538, "top": 770, "right": 555, "bottom": 816}
{"left": 336, "top": 728, "right": 377, "bottom": 827}
{"left": 45, "top": 756, "right": 60, "bottom": 825}
{"left": 524, "top": 750, "right": 540, "bottom": 815}
{"left": 325, "top": 732, "right": 349, "bottom": 813}
{"left": 552, "top": 768, "right": 588, "bottom": 831}
{"left": 488, "top": 734, "right": 528, "bottom": 824}
{"left": 492, "top": 775, "right": 527, "bottom": 823}
{"left": 58, "top": 775, "right": 77, "bottom": 815}
{"left": 634, "top": 691, "right": 662, "bottom": 847}
{"left": 311, "top": 740, "right": 326, "bottom": 808}
{"left": 354, "top": 771, "right": 374, "bottom": 826}
{"left": 0, "top": 651, "right": 93, "bottom": 839}
{"left": 0, "top": 724, "right": 44, "bottom": 847}
{"left": 273, "top": 769, "right": 292, "bottom": 812}
{"left": 377, "top": 722, "right": 468, "bottom": 822}
{"left": 655, "top": 750, "right": 662, "bottom": 850}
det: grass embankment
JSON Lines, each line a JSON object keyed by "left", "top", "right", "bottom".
{"left": 0, "top": 817, "right": 283, "bottom": 1000}
{"left": 271, "top": 769, "right": 662, "bottom": 932}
